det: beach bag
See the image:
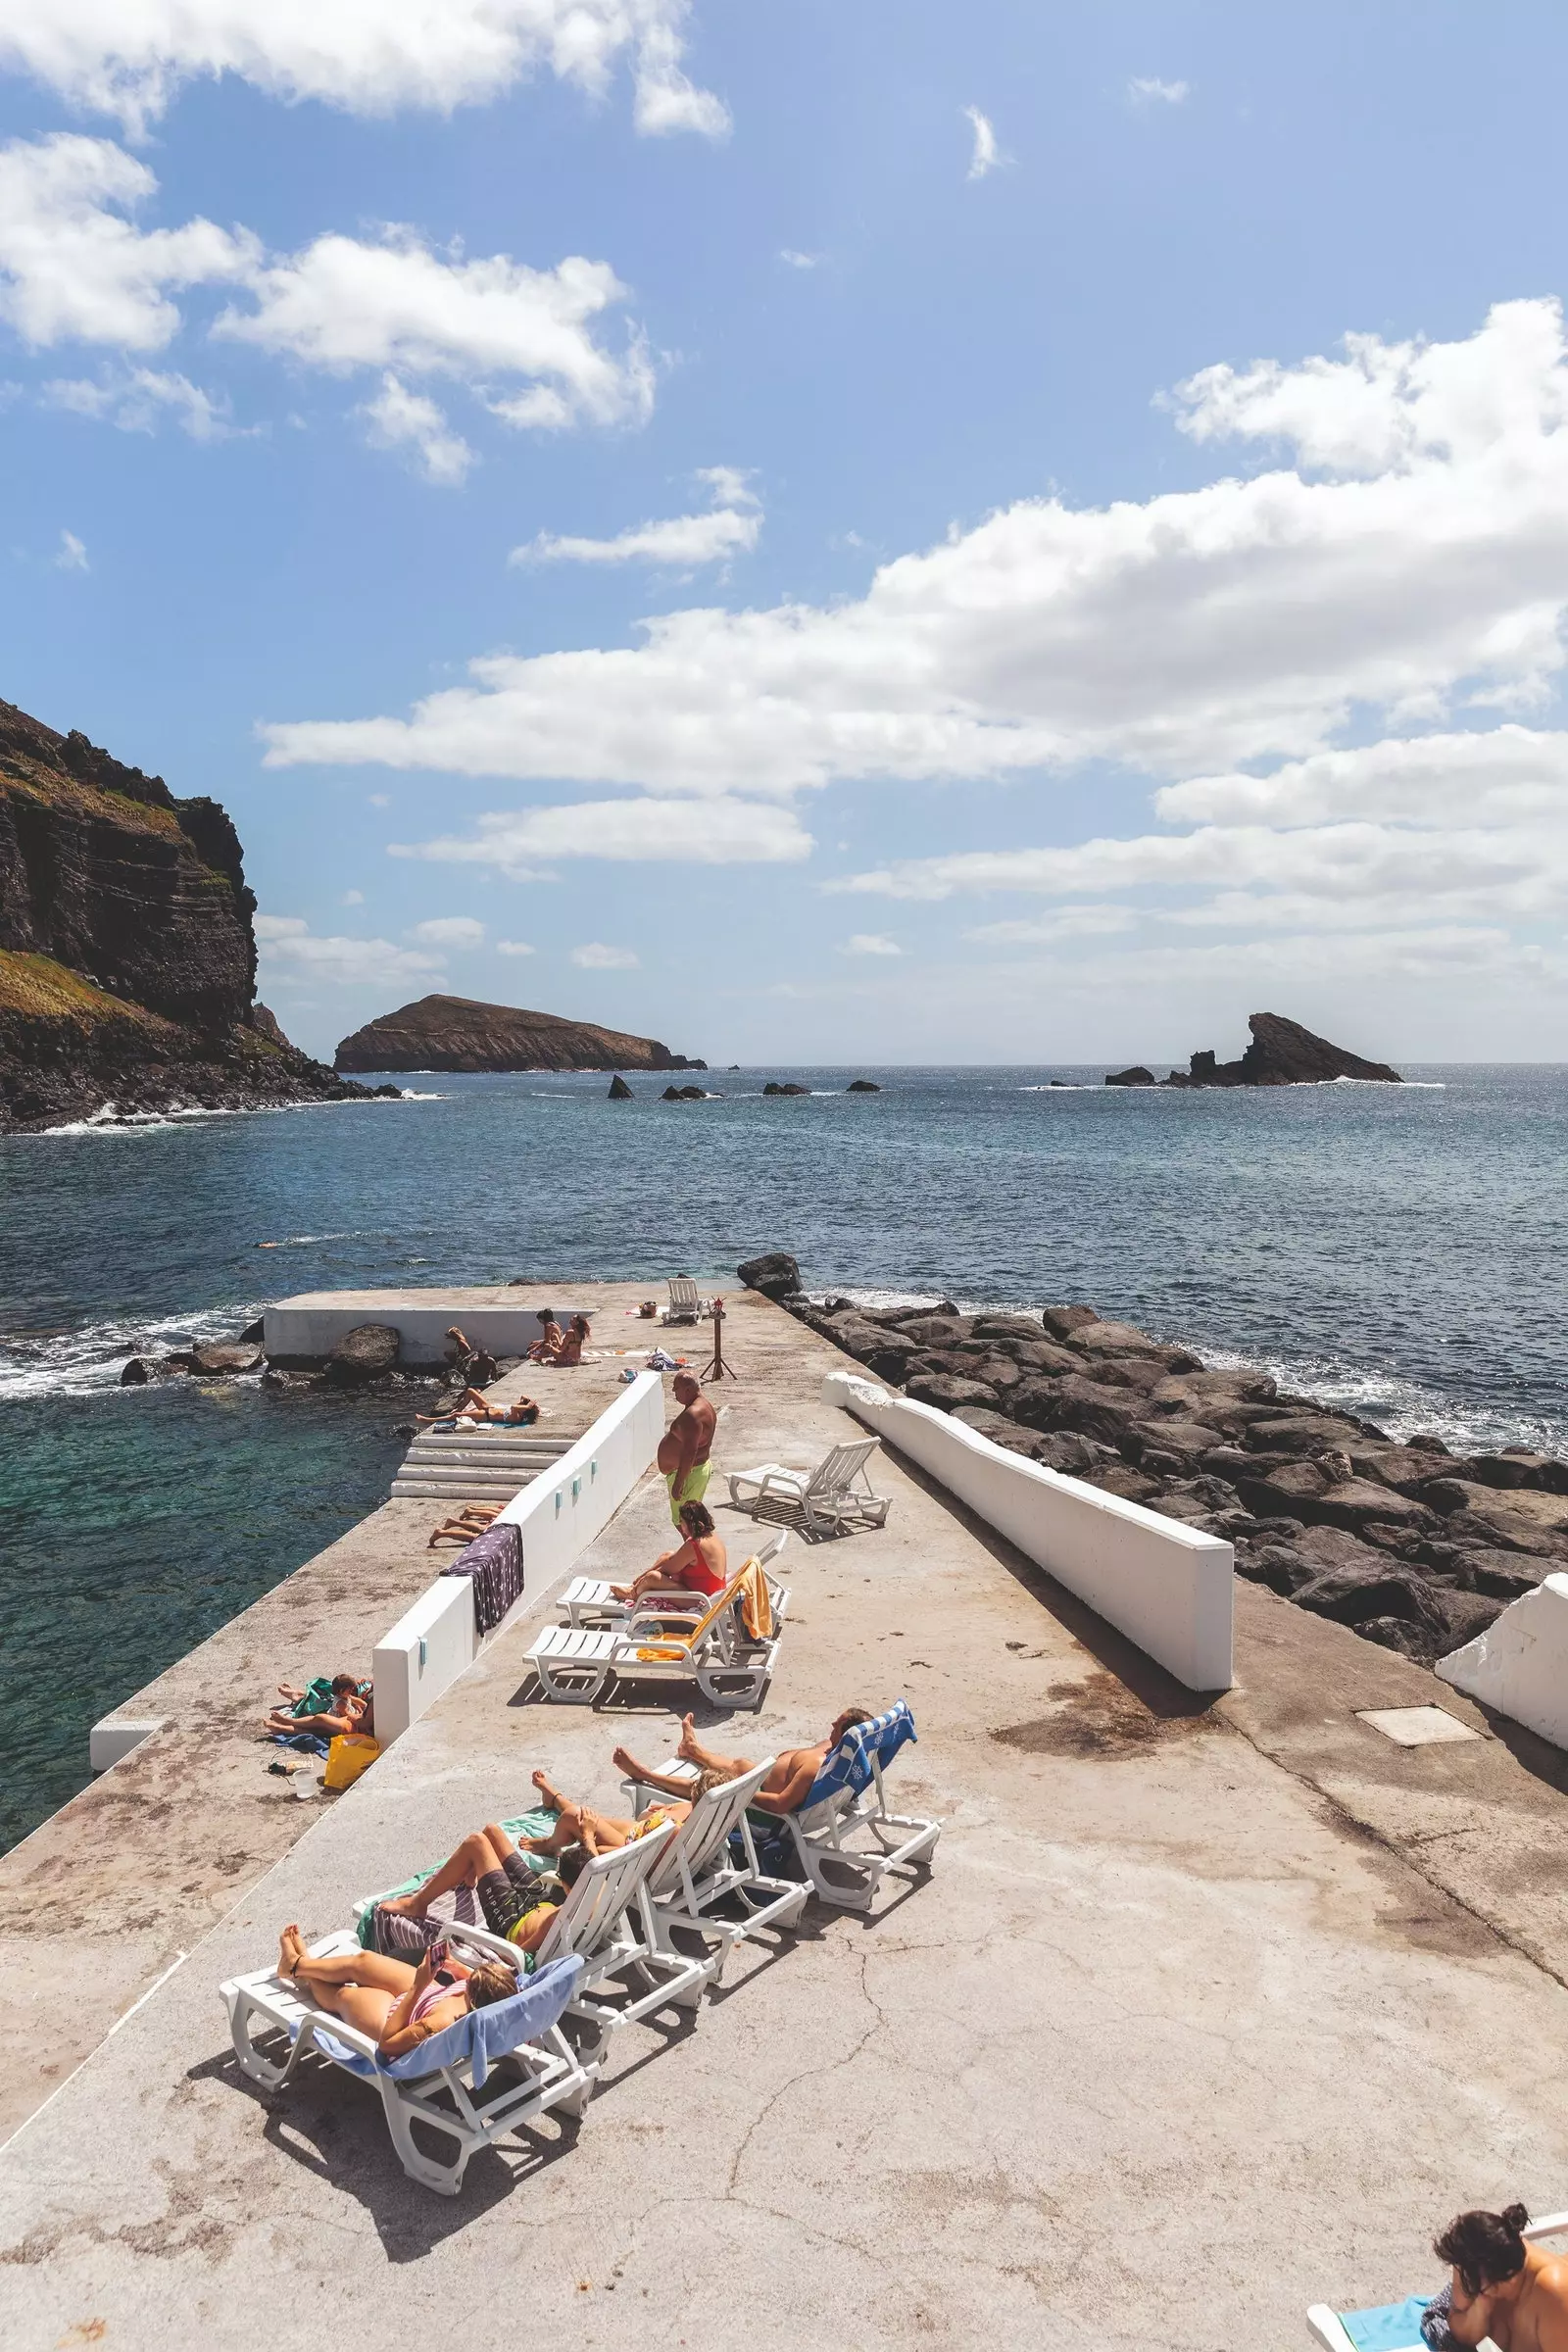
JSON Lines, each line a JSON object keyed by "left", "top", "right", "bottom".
{"left": 322, "top": 1733, "right": 380, "bottom": 1791}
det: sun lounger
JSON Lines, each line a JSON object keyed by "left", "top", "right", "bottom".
{"left": 528, "top": 1559, "right": 782, "bottom": 1706}
{"left": 561, "top": 1528, "right": 788, "bottom": 1627}
{"left": 726, "top": 1437, "right": 890, "bottom": 1539}
{"left": 1306, "top": 2211, "right": 1568, "bottom": 2350}
{"left": 359, "top": 1821, "right": 714, "bottom": 2053}
{"left": 618, "top": 1758, "right": 809, "bottom": 1980}
{"left": 664, "top": 1276, "right": 703, "bottom": 1324}
{"left": 787, "top": 1698, "right": 938, "bottom": 1910}
{"left": 220, "top": 1941, "right": 594, "bottom": 2195}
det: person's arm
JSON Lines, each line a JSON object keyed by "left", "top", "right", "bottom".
{"left": 1444, "top": 2273, "right": 1496, "bottom": 2349}
{"left": 376, "top": 1950, "right": 434, "bottom": 2055}
{"left": 752, "top": 1756, "right": 824, "bottom": 1816}
{"left": 672, "top": 1413, "right": 699, "bottom": 1491}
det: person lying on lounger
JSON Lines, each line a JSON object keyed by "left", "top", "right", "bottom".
{"left": 608, "top": 1499, "right": 727, "bottom": 1608}
{"left": 265, "top": 1675, "right": 371, "bottom": 1740}
{"left": 276, "top": 1925, "right": 519, "bottom": 2056}
{"left": 509, "top": 1765, "right": 728, "bottom": 1861}
{"left": 1433, "top": 2202, "right": 1568, "bottom": 2350}
{"left": 416, "top": 1390, "right": 538, "bottom": 1427}
{"left": 612, "top": 1707, "right": 874, "bottom": 1818}
{"left": 377, "top": 1823, "right": 586, "bottom": 1951}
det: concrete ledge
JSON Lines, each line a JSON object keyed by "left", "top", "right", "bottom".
{"left": 264, "top": 1288, "right": 598, "bottom": 1365}
{"left": 88, "top": 1718, "right": 169, "bottom": 1774}
{"left": 824, "top": 1369, "right": 1234, "bottom": 1691}
{"left": 1438, "top": 1569, "right": 1567, "bottom": 1747}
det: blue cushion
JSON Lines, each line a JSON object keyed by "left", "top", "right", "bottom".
{"left": 1339, "top": 2293, "right": 1434, "bottom": 2351}
{"left": 300, "top": 1953, "right": 585, "bottom": 2086}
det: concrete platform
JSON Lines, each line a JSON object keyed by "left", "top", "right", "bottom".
{"left": 4, "top": 1289, "right": 1568, "bottom": 2349}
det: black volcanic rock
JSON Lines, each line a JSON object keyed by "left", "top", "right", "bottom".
{"left": 737, "top": 1251, "right": 802, "bottom": 1299}
{"left": 1105, "top": 1065, "right": 1156, "bottom": 1087}
{"left": 1162, "top": 1012, "right": 1400, "bottom": 1088}
{"left": 762, "top": 1081, "right": 810, "bottom": 1096}
{"left": 335, "top": 994, "right": 699, "bottom": 1075}
{"left": 609, "top": 1074, "right": 633, "bottom": 1099}
{"left": 846, "top": 1079, "right": 881, "bottom": 1092}
{"left": 324, "top": 1322, "right": 400, "bottom": 1385}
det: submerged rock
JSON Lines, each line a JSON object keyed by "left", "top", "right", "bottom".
{"left": 190, "top": 1341, "right": 265, "bottom": 1375}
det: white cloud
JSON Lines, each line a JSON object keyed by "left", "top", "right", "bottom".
{"left": 514, "top": 466, "right": 759, "bottom": 566}
{"left": 255, "top": 912, "right": 444, "bottom": 985}
{"left": 779, "top": 249, "right": 819, "bottom": 270}
{"left": 45, "top": 364, "right": 235, "bottom": 438}
{"left": 53, "top": 528, "right": 88, "bottom": 570}
{"left": 367, "top": 793, "right": 390, "bottom": 808}
{"left": 408, "top": 914, "right": 484, "bottom": 946}
{"left": 571, "top": 941, "right": 639, "bottom": 968}
{"left": 393, "top": 794, "right": 811, "bottom": 875}
{"left": 1129, "top": 76, "right": 1189, "bottom": 105}
{"left": 496, "top": 938, "right": 535, "bottom": 956}
{"left": 963, "top": 106, "right": 1003, "bottom": 181}
{"left": 359, "top": 373, "right": 473, "bottom": 485}
{"left": 258, "top": 302, "right": 1568, "bottom": 809}
{"left": 0, "top": 134, "right": 253, "bottom": 350}
{"left": 0, "top": 0, "right": 728, "bottom": 142}
{"left": 840, "top": 933, "right": 903, "bottom": 956}
{"left": 340, "top": 888, "right": 365, "bottom": 905}
{"left": 965, "top": 906, "right": 1138, "bottom": 944}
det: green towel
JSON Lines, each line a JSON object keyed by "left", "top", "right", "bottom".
{"left": 354, "top": 1809, "right": 561, "bottom": 1947}
{"left": 291, "top": 1678, "right": 336, "bottom": 1719}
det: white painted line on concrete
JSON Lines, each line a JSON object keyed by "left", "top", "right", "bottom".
{"left": 108, "top": 1949, "right": 190, "bottom": 2033}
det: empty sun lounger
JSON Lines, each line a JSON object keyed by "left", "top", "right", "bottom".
{"left": 664, "top": 1276, "right": 703, "bottom": 1323}
{"left": 1306, "top": 2210, "right": 1568, "bottom": 2350}
{"left": 727, "top": 1437, "right": 890, "bottom": 1539}
{"left": 787, "top": 1698, "right": 938, "bottom": 1910}
{"left": 620, "top": 1758, "right": 808, "bottom": 1980}
{"left": 221, "top": 1941, "right": 594, "bottom": 2195}
{"left": 359, "top": 1820, "right": 714, "bottom": 2054}
{"left": 528, "top": 1558, "right": 782, "bottom": 1706}
{"left": 561, "top": 1528, "right": 789, "bottom": 1627}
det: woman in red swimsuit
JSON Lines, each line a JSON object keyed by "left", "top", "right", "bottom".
{"left": 609, "top": 1500, "right": 727, "bottom": 1608}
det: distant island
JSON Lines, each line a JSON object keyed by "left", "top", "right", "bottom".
{"left": 1106, "top": 1012, "right": 1401, "bottom": 1090}
{"left": 334, "top": 993, "right": 706, "bottom": 1075}
{"left": 0, "top": 698, "right": 390, "bottom": 1134}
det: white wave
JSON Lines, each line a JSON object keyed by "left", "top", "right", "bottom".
{"left": 0, "top": 1299, "right": 266, "bottom": 1401}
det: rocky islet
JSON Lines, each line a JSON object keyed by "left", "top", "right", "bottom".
{"left": 738, "top": 1258, "right": 1565, "bottom": 1668}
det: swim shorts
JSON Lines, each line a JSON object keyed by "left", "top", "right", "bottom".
{"left": 664, "top": 1457, "right": 713, "bottom": 1527}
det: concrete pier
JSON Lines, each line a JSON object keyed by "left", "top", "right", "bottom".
{"left": 4, "top": 1286, "right": 1568, "bottom": 2348}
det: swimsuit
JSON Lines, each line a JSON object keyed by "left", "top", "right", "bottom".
{"left": 677, "top": 1552, "right": 726, "bottom": 1596}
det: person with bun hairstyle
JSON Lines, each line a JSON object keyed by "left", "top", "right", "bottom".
{"left": 1431, "top": 2201, "right": 1568, "bottom": 2349}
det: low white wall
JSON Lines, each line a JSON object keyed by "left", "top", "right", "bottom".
{"left": 264, "top": 1299, "right": 596, "bottom": 1365}
{"left": 824, "top": 1371, "right": 1234, "bottom": 1692}
{"left": 1438, "top": 1570, "right": 1566, "bottom": 1747}
{"left": 371, "top": 1370, "right": 665, "bottom": 1743}
{"left": 89, "top": 1717, "right": 169, "bottom": 1774}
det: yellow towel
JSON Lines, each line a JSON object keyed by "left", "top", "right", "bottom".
{"left": 634, "top": 1560, "right": 767, "bottom": 1662}
{"left": 736, "top": 1556, "right": 772, "bottom": 1642}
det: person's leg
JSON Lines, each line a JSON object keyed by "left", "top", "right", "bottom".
{"left": 676, "top": 1712, "right": 753, "bottom": 1775}
{"left": 611, "top": 1744, "right": 713, "bottom": 1797}
{"left": 378, "top": 1829, "right": 501, "bottom": 1918}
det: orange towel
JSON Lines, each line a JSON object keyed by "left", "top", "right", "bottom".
{"left": 633, "top": 1559, "right": 769, "bottom": 1661}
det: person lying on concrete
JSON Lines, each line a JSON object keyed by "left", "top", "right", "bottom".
{"left": 512, "top": 1765, "right": 729, "bottom": 1860}
{"left": 525, "top": 1311, "right": 563, "bottom": 1364}
{"left": 657, "top": 1370, "right": 716, "bottom": 1528}
{"left": 609, "top": 1499, "right": 727, "bottom": 1608}
{"left": 377, "top": 1823, "right": 588, "bottom": 1953}
{"left": 614, "top": 1707, "right": 873, "bottom": 1817}
{"left": 276, "top": 1924, "right": 519, "bottom": 2056}
{"left": 265, "top": 1675, "right": 371, "bottom": 1740}
{"left": 1432, "top": 2201, "right": 1568, "bottom": 2350}
{"left": 416, "top": 1389, "right": 538, "bottom": 1427}
{"left": 549, "top": 1314, "right": 592, "bottom": 1367}
{"left": 445, "top": 1325, "right": 500, "bottom": 1387}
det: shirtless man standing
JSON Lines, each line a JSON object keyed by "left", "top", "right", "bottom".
{"left": 657, "top": 1371, "right": 716, "bottom": 1528}
{"left": 613, "top": 1707, "right": 872, "bottom": 1818}
{"left": 1436, "top": 2204, "right": 1568, "bottom": 2350}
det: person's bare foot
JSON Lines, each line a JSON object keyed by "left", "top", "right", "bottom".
{"left": 676, "top": 1712, "right": 702, "bottom": 1762}
{"left": 377, "top": 1890, "right": 427, "bottom": 1921}
{"left": 278, "top": 1925, "right": 305, "bottom": 1979}
{"left": 531, "top": 1767, "right": 567, "bottom": 1810}
{"left": 609, "top": 1583, "right": 633, "bottom": 1601}
{"left": 610, "top": 1745, "right": 643, "bottom": 1781}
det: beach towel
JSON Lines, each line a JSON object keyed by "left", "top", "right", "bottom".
{"left": 1335, "top": 2293, "right": 1445, "bottom": 2351}
{"left": 799, "top": 1699, "right": 918, "bottom": 1812}
{"left": 357, "top": 1808, "right": 561, "bottom": 1950}
{"left": 736, "top": 1555, "right": 772, "bottom": 1642}
{"left": 307, "top": 1955, "right": 585, "bottom": 2086}
{"left": 290, "top": 1678, "right": 336, "bottom": 1719}
{"left": 441, "top": 1520, "right": 523, "bottom": 1635}
{"left": 270, "top": 1731, "right": 330, "bottom": 1758}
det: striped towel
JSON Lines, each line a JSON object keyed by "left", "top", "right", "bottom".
{"left": 441, "top": 1520, "right": 523, "bottom": 1635}
{"left": 798, "top": 1699, "right": 917, "bottom": 1812}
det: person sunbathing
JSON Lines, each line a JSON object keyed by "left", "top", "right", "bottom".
{"left": 550, "top": 1314, "right": 592, "bottom": 1367}
{"left": 526, "top": 1311, "right": 563, "bottom": 1363}
{"left": 445, "top": 1325, "right": 499, "bottom": 1387}
{"left": 510, "top": 1765, "right": 731, "bottom": 1861}
{"left": 276, "top": 1925, "right": 518, "bottom": 2057}
{"left": 416, "top": 1390, "right": 538, "bottom": 1427}
{"left": 376, "top": 1822, "right": 586, "bottom": 1952}
{"left": 1435, "top": 2202, "right": 1568, "bottom": 2349}
{"left": 613, "top": 1707, "right": 873, "bottom": 1817}
{"left": 609, "top": 1499, "right": 727, "bottom": 1608}
{"left": 265, "top": 1675, "right": 370, "bottom": 1739}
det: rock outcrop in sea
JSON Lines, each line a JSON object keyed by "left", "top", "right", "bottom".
{"left": 334, "top": 993, "right": 706, "bottom": 1075}
{"left": 737, "top": 1255, "right": 1565, "bottom": 1669}
{"left": 0, "top": 697, "right": 393, "bottom": 1134}
{"left": 1106, "top": 1011, "right": 1402, "bottom": 1089}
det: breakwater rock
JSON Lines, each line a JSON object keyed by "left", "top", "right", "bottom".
{"left": 0, "top": 698, "right": 394, "bottom": 1133}
{"left": 761, "top": 1271, "right": 1566, "bottom": 1667}
{"left": 335, "top": 993, "right": 705, "bottom": 1074}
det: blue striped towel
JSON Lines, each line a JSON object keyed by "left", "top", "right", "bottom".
{"left": 799, "top": 1698, "right": 917, "bottom": 1811}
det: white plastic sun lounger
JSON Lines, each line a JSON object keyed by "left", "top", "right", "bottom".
{"left": 528, "top": 1562, "right": 782, "bottom": 1706}
{"left": 1305, "top": 2210, "right": 1568, "bottom": 2350}
{"left": 664, "top": 1276, "right": 703, "bottom": 1324}
{"left": 727, "top": 1437, "right": 890, "bottom": 1538}
{"left": 619, "top": 1758, "right": 809, "bottom": 1980}
{"left": 220, "top": 1938, "right": 594, "bottom": 2195}
{"left": 359, "top": 1824, "right": 713, "bottom": 2056}
{"left": 788, "top": 1699, "right": 939, "bottom": 1911}
{"left": 561, "top": 1528, "right": 788, "bottom": 1628}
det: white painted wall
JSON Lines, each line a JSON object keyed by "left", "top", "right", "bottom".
{"left": 823, "top": 1371, "right": 1234, "bottom": 1692}
{"left": 263, "top": 1297, "right": 596, "bottom": 1364}
{"left": 371, "top": 1370, "right": 665, "bottom": 1743}
{"left": 88, "top": 1718, "right": 169, "bottom": 1773}
{"left": 1438, "top": 1570, "right": 1565, "bottom": 1747}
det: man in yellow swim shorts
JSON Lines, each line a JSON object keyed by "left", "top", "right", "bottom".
{"left": 657, "top": 1370, "right": 716, "bottom": 1528}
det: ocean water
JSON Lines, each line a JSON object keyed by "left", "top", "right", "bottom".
{"left": 2, "top": 1062, "right": 1564, "bottom": 1851}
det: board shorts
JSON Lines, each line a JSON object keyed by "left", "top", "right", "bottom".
{"left": 664, "top": 1457, "right": 713, "bottom": 1528}
{"left": 477, "top": 1847, "right": 559, "bottom": 1944}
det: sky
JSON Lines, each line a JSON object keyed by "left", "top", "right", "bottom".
{"left": 3, "top": 1, "right": 1568, "bottom": 1067}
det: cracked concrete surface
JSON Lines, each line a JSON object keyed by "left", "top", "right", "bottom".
{"left": 2, "top": 1286, "right": 1568, "bottom": 2349}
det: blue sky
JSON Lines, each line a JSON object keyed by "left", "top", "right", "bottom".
{"left": 3, "top": 1, "right": 1568, "bottom": 1065}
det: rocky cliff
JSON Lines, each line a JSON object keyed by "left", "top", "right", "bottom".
{"left": 0, "top": 698, "right": 388, "bottom": 1132}
{"left": 334, "top": 993, "right": 705, "bottom": 1074}
{"left": 1107, "top": 1012, "right": 1401, "bottom": 1089}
